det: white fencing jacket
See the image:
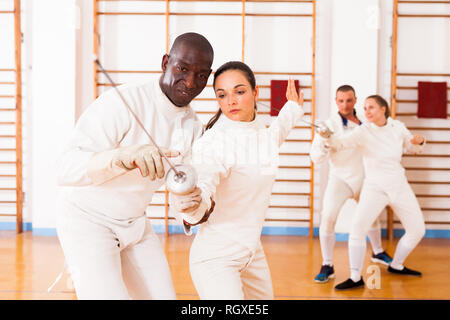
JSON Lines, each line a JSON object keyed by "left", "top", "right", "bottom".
{"left": 179, "top": 101, "right": 304, "bottom": 254}
{"left": 329, "top": 117, "right": 425, "bottom": 187}
{"left": 310, "top": 112, "right": 364, "bottom": 194}
{"left": 57, "top": 79, "right": 203, "bottom": 221}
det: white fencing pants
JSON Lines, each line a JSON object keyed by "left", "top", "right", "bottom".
{"left": 348, "top": 179, "right": 425, "bottom": 280}
{"left": 319, "top": 176, "right": 381, "bottom": 266}
{"left": 190, "top": 238, "right": 273, "bottom": 300}
{"left": 56, "top": 199, "right": 177, "bottom": 300}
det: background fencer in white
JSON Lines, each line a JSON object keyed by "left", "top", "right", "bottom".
{"left": 330, "top": 95, "right": 426, "bottom": 290}
{"left": 310, "top": 85, "right": 392, "bottom": 284}
{"left": 170, "top": 62, "right": 305, "bottom": 300}
{"left": 56, "top": 33, "right": 214, "bottom": 299}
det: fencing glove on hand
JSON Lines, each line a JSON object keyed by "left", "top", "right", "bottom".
{"left": 87, "top": 144, "right": 180, "bottom": 184}
{"left": 169, "top": 187, "right": 212, "bottom": 225}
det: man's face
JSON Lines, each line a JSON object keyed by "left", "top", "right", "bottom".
{"left": 335, "top": 90, "right": 357, "bottom": 117}
{"left": 160, "top": 45, "right": 212, "bottom": 107}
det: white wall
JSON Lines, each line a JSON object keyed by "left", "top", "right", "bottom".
{"left": 327, "top": 0, "right": 380, "bottom": 232}
{"left": 29, "top": 0, "right": 77, "bottom": 230}
{"left": 329, "top": 0, "right": 379, "bottom": 119}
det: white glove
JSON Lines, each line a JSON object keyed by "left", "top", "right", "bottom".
{"left": 87, "top": 144, "right": 180, "bottom": 184}
{"left": 316, "top": 122, "right": 334, "bottom": 139}
{"left": 169, "top": 187, "right": 203, "bottom": 213}
{"left": 324, "top": 136, "right": 339, "bottom": 152}
{"left": 319, "top": 139, "right": 331, "bottom": 154}
{"left": 113, "top": 145, "right": 180, "bottom": 179}
{"left": 169, "top": 187, "right": 212, "bottom": 225}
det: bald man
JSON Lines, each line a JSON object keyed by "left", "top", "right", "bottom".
{"left": 56, "top": 33, "right": 214, "bottom": 300}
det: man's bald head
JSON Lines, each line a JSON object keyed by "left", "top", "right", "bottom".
{"left": 160, "top": 33, "right": 214, "bottom": 107}
{"left": 169, "top": 32, "right": 214, "bottom": 62}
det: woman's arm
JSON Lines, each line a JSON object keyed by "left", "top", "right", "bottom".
{"left": 398, "top": 120, "right": 425, "bottom": 154}
{"left": 310, "top": 133, "right": 331, "bottom": 164}
{"left": 169, "top": 131, "right": 231, "bottom": 226}
{"left": 326, "top": 125, "right": 363, "bottom": 151}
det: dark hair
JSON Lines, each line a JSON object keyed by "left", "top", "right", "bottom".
{"left": 205, "top": 61, "right": 256, "bottom": 131}
{"left": 336, "top": 85, "right": 356, "bottom": 96}
{"left": 366, "top": 94, "right": 390, "bottom": 118}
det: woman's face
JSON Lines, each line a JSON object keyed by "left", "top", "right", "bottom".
{"left": 364, "top": 98, "right": 386, "bottom": 125}
{"left": 214, "top": 69, "right": 258, "bottom": 122}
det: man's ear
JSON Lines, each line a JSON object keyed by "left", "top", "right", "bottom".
{"left": 161, "top": 54, "right": 170, "bottom": 71}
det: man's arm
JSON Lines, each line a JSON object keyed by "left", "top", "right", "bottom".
{"left": 57, "top": 89, "right": 131, "bottom": 186}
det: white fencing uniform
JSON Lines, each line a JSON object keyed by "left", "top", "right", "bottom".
{"left": 310, "top": 112, "right": 384, "bottom": 266}
{"left": 329, "top": 117, "right": 426, "bottom": 280}
{"left": 174, "top": 101, "right": 304, "bottom": 300}
{"left": 56, "top": 79, "right": 203, "bottom": 299}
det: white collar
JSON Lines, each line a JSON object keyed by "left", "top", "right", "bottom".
{"left": 215, "top": 112, "right": 260, "bottom": 130}
{"left": 369, "top": 117, "right": 393, "bottom": 129}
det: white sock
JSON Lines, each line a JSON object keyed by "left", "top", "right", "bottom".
{"left": 319, "top": 231, "right": 335, "bottom": 266}
{"left": 349, "top": 238, "right": 366, "bottom": 282}
{"left": 390, "top": 237, "right": 414, "bottom": 270}
{"left": 367, "top": 228, "right": 383, "bottom": 255}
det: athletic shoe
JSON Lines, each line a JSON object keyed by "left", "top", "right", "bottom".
{"left": 388, "top": 266, "right": 422, "bottom": 276}
{"left": 314, "top": 265, "right": 335, "bottom": 283}
{"left": 371, "top": 251, "right": 393, "bottom": 266}
{"left": 335, "top": 278, "right": 365, "bottom": 290}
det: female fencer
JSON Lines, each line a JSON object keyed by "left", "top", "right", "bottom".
{"left": 310, "top": 85, "right": 392, "bottom": 284}
{"left": 169, "top": 61, "right": 305, "bottom": 299}
{"left": 327, "top": 95, "right": 426, "bottom": 290}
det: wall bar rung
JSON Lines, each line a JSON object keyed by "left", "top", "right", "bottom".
{"left": 398, "top": 14, "right": 450, "bottom": 18}
{"left": 399, "top": 0, "right": 450, "bottom": 3}
{"left": 405, "top": 167, "right": 450, "bottom": 171}
{"left": 265, "top": 218, "right": 310, "bottom": 223}
{"left": 397, "top": 72, "right": 450, "bottom": 76}
{"left": 99, "top": 0, "right": 314, "bottom": 3}
{"left": 417, "top": 194, "right": 450, "bottom": 198}
{"left": 409, "top": 181, "right": 450, "bottom": 185}
{"left": 396, "top": 113, "right": 450, "bottom": 116}
{"left": 407, "top": 127, "right": 450, "bottom": 131}
{"left": 403, "top": 154, "right": 450, "bottom": 158}
{"left": 275, "top": 179, "right": 310, "bottom": 182}
{"left": 397, "top": 86, "right": 450, "bottom": 90}
{"left": 98, "top": 11, "right": 312, "bottom": 17}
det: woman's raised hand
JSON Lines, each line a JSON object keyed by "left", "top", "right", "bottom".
{"left": 410, "top": 134, "right": 425, "bottom": 145}
{"left": 286, "top": 78, "right": 304, "bottom": 106}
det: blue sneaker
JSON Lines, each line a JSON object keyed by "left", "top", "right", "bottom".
{"left": 314, "top": 265, "right": 335, "bottom": 283}
{"left": 371, "top": 251, "right": 393, "bottom": 266}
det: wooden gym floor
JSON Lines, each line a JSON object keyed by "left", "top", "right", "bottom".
{"left": 0, "top": 230, "right": 449, "bottom": 300}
